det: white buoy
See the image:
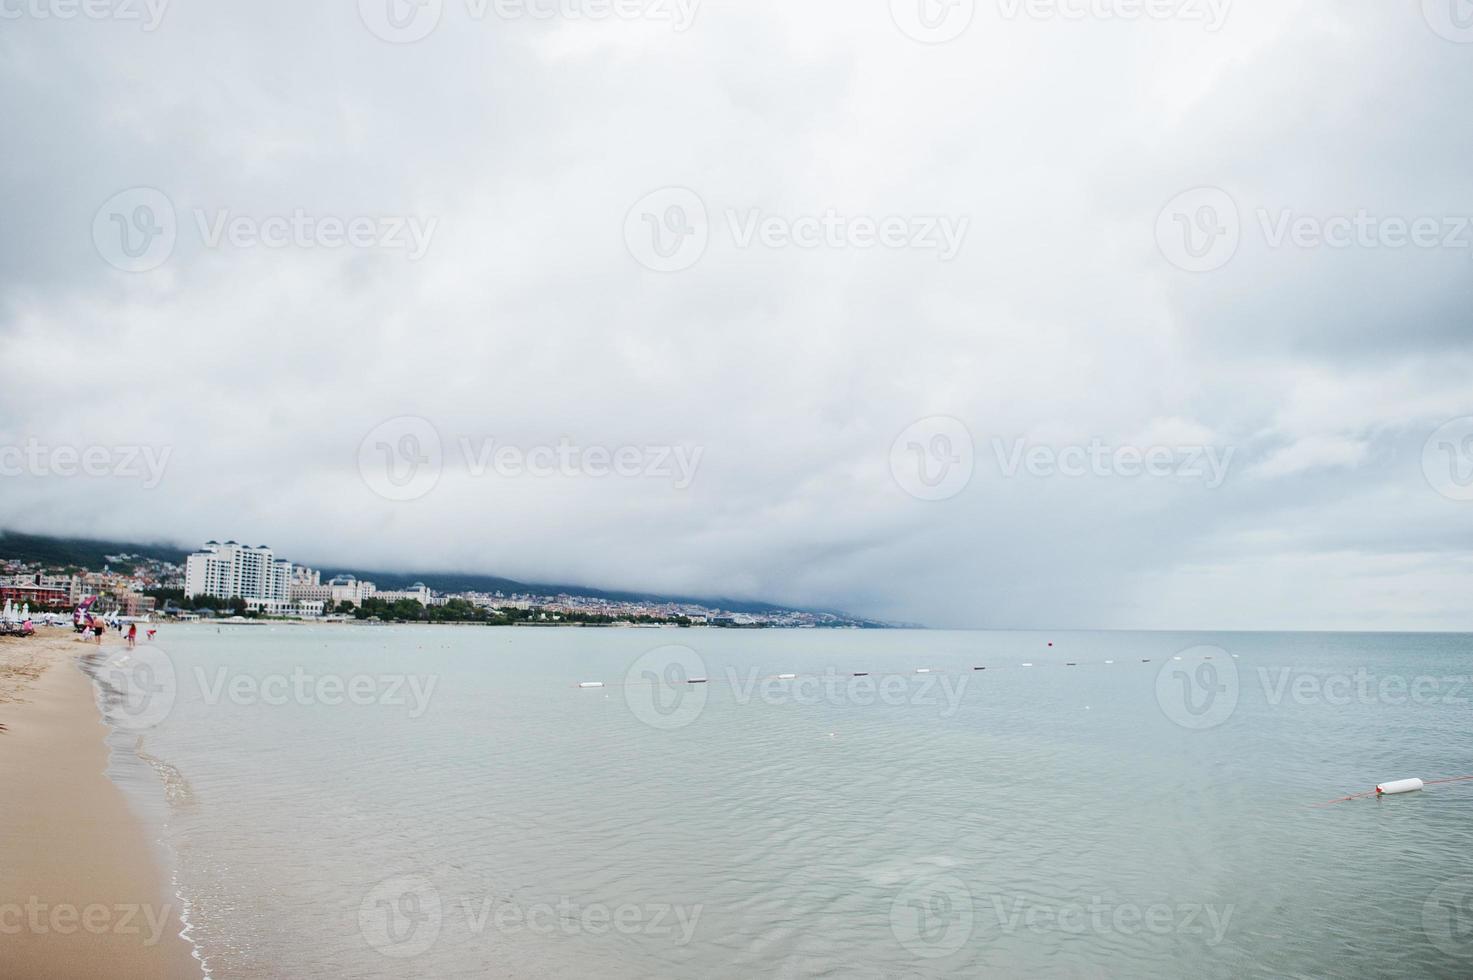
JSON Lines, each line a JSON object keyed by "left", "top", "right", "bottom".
{"left": 1021, "top": 663, "right": 1033, "bottom": 668}
{"left": 915, "top": 668, "right": 932, "bottom": 674}
{"left": 578, "top": 682, "right": 605, "bottom": 689}
{"left": 1376, "top": 778, "right": 1424, "bottom": 796}
{"left": 778, "top": 673, "right": 797, "bottom": 680}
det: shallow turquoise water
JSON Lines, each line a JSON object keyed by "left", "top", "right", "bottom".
{"left": 95, "top": 626, "right": 1473, "bottom": 978}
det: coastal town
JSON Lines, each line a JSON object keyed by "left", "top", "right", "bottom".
{"left": 0, "top": 537, "right": 878, "bottom": 629}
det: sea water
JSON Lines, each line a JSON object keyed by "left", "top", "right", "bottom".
{"left": 94, "top": 626, "right": 1473, "bottom": 978}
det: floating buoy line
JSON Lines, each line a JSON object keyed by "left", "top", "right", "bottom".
{"left": 1313, "top": 775, "right": 1473, "bottom": 807}
{"left": 571, "top": 655, "right": 1468, "bottom": 811}
{"left": 571, "top": 649, "right": 1238, "bottom": 690}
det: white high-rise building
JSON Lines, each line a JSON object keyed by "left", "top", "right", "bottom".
{"left": 184, "top": 541, "right": 293, "bottom": 613}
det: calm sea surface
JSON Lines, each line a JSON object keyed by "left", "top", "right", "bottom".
{"left": 92, "top": 626, "right": 1473, "bottom": 978}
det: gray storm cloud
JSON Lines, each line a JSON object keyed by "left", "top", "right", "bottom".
{"left": 1, "top": 0, "right": 1471, "bottom": 628}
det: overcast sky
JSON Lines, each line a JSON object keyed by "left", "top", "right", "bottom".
{"left": 2, "top": 0, "right": 1472, "bottom": 629}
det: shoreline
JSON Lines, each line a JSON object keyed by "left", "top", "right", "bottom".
{"left": 0, "top": 631, "right": 200, "bottom": 980}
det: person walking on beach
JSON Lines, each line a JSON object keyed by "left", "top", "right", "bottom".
{"left": 91, "top": 618, "right": 104, "bottom": 645}
{"left": 126, "top": 622, "right": 137, "bottom": 648}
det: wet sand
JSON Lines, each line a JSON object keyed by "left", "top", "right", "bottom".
{"left": 0, "top": 632, "right": 199, "bottom": 979}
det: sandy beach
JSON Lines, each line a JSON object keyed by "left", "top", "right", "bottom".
{"left": 0, "top": 632, "right": 199, "bottom": 980}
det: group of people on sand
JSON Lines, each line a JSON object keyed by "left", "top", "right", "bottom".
{"left": 77, "top": 617, "right": 156, "bottom": 648}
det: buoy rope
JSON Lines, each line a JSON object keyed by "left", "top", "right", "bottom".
{"left": 575, "top": 664, "right": 1470, "bottom": 811}
{"left": 575, "top": 662, "right": 1472, "bottom": 812}
{"left": 1310, "top": 790, "right": 1379, "bottom": 807}
{"left": 1313, "top": 776, "right": 1473, "bottom": 807}
{"left": 571, "top": 651, "right": 1228, "bottom": 688}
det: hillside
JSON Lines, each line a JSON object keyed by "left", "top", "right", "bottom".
{"left": 0, "top": 531, "right": 866, "bottom": 620}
